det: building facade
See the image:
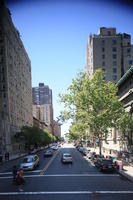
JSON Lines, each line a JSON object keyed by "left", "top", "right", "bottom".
{"left": 0, "top": 4, "right": 33, "bottom": 153}
{"left": 33, "top": 104, "right": 53, "bottom": 127}
{"left": 53, "top": 120, "right": 61, "bottom": 137}
{"left": 32, "top": 83, "right": 54, "bottom": 134}
{"left": 32, "top": 83, "right": 52, "bottom": 105}
{"left": 86, "top": 27, "right": 133, "bottom": 83}
{"left": 102, "top": 65, "right": 133, "bottom": 159}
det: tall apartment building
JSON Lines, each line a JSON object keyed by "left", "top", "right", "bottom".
{"left": 32, "top": 83, "right": 54, "bottom": 134}
{"left": 32, "top": 83, "right": 52, "bottom": 105}
{"left": 86, "top": 27, "right": 133, "bottom": 83}
{"left": 0, "top": 3, "right": 33, "bottom": 153}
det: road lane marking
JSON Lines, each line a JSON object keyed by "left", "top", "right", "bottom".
{"left": 0, "top": 173, "right": 120, "bottom": 179}
{"left": 44, "top": 174, "right": 120, "bottom": 177}
{"left": 0, "top": 191, "right": 133, "bottom": 195}
{"left": 40, "top": 149, "right": 60, "bottom": 175}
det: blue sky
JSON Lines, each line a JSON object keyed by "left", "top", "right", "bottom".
{"left": 6, "top": 0, "right": 133, "bottom": 136}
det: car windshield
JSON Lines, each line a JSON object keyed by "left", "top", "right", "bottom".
{"left": 23, "top": 157, "right": 33, "bottom": 163}
{"left": 64, "top": 154, "right": 71, "bottom": 157}
{"left": 103, "top": 160, "right": 112, "bottom": 165}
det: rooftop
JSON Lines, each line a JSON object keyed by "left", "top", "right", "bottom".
{"left": 116, "top": 65, "right": 133, "bottom": 87}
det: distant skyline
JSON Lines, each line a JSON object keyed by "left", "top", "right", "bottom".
{"left": 6, "top": 0, "right": 133, "bottom": 136}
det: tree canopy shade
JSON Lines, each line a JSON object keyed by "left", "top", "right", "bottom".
{"left": 59, "top": 70, "right": 132, "bottom": 153}
{"left": 20, "top": 126, "right": 55, "bottom": 149}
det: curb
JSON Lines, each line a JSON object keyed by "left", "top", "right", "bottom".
{"left": 0, "top": 154, "right": 28, "bottom": 171}
{"left": 118, "top": 170, "right": 133, "bottom": 182}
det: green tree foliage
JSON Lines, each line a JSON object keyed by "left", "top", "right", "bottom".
{"left": 59, "top": 70, "right": 131, "bottom": 153}
{"left": 20, "top": 126, "right": 55, "bottom": 149}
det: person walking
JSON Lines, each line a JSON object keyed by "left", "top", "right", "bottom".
{"left": 12, "top": 165, "right": 17, "bottom": 183}
{"left": 16, "top": 168, "right": 24, "bottom": 191}
{"left": 0, "top": 150, "right": 3, "bottom": 162}
{"left": 5, "top": 152, "right": 9, "bottom": 161}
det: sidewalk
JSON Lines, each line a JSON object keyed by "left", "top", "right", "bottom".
{"left": 120, "top": 165, "right": 133, "bottom": 182}
{"left": 90, "top": 147, "right": 133, "bottom": 182}
{"left": 0, "top": 148, "right": 45, "bottom": 171}
{"left": 0, "top": 152, "right": 27, "bottom": 171}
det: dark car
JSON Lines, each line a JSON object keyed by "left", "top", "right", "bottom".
{"left": 95, "top": 158, "right": 115, "bottom": 172}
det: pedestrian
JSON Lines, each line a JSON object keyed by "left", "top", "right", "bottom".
{"left": 0, "top": 150, "right": 3, "bottom": 162}
{"left": 5, "top": 152, "right": 9, "bottom": 161}
{"left": 16, "top": 168, "right": 24, "bottom": 191}
{"left": 12, "top": 165, "right": 17, "bottom": 183}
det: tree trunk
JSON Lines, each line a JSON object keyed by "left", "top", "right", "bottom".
{"left": 99, "top": 138, "right": 102, "bottom": 155}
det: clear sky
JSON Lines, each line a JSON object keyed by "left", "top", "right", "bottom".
{"left": 6, "top": 0, "right": 133, "bottom": 136}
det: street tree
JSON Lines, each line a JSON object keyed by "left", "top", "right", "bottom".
{"left": 20, "top": 126, "right": 55, "bottom": 150}
{"left": 59, "top": 69, "right": 131, "bottom": 154}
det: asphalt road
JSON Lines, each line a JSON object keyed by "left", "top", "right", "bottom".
{"left": 0, "top": 143, "right": 133, "bottom": 200}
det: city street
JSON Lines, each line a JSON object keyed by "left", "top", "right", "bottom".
{"left": 0, "top": 144, "right": 133, "bottom": 200}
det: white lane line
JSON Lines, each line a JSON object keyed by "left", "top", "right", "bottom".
{"left": 0, "top": 174, "right": 44, "bottom": 179}
{"left": 40, "top": 149, "right": 60, "bottom": 175}
{"left": 0, "top": 191, "right": 133, "bottom": 195}
{"left": 44, "top": 174, "right": 120, "bottom": 177}
{"left": 0, "top": 173, "right": 120, "bottom": 179}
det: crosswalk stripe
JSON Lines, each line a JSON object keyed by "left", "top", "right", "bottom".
{"left": 0, "top": 190, "right": 133, "bottom": 195}
{"left": 0, "top": 173, "right": 120, "bottom": 179}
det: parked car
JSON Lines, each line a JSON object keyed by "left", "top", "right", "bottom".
{"left": 82, "top": 147, "right": 89, "bottom": 156}
{"left": 78, "top": 147, "right": 84, "bottom": 153}
{"left": 51, "top": 145, "right": 58, "bottom": 150}
{"left": 61, "top": 153, "right": 72, "bottom": 163}
{"left": 87, "top": 151, "right": 96, "bottom": 159}
{"left": 93, "top": 154, "right": 104, "bottom": 165}
{"left": 95, "top": 158, "right": 116, "bottom": 172}
{"left": 20, "top": 154, "right": 39, "bottom": 171}
{"left": 44, "top": 149, "right": 53, "bottom": 157}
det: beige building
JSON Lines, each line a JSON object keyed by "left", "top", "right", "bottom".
{"left": 33, "top": 104, "right": 53, "bottom": 134}
{"left": 0, "top": 4, "right": 33, "bottom": 153}
{"left": 53, "top": 120, "right": 61, "bottom": 137}
{"left": 86, "top": 27, "right": 133, "bottom": 83}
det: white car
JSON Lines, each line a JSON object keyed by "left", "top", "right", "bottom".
{"left": 51, "top": 145, "right": 58, "bottom": 150}
{"left": 20, "top": 154, "right": 39, "bottom": 171}
{"left": 61, "top": 153, "right": 72, "bottom": 163}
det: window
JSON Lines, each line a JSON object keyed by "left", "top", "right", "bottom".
{"left": 112, "top": 40, "right": 117, "bottom": 45}
{"left": 112, "top": 47, "right": 117, "bottom": 52}
{"left": 113, "top": 54, "right": 117, "bottom": 59}
{"left": 0, "top": 47, "right": 4, "bottom": 55}
{"left": 101, "top": 40, "right": 104, "bottom": 46}
{"left": 102, "top": 61, "right": 105, "bottom": 66}
{"left": 113, "top": 75, "right": 117, "bottom": 81}
{"left": 113, "top": 61, "right": 117, "bottom": 66}
{"left": 102, "top": 47, "right": 105, "bottom": 52}
{"left": 129, "top": 60, "right": 132, "bottom": 65}
{"left": 108, "top": 31, "right": 111, "bottom": 36}
{"left": 102, "top": 54, "right": 105, "bottom": 59}
{"left": 127, "top": 48, "right": 131, "bottom": 53}
{"left": 113, "top": 68, "right": 117, "bottom": 73}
